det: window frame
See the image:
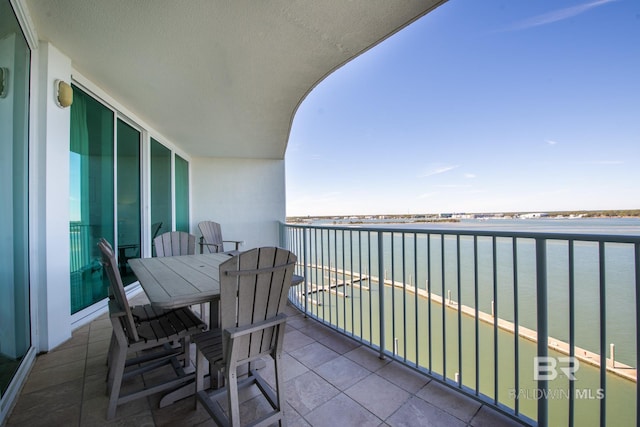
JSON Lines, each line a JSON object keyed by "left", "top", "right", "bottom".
{"left": 69, "top": 76, "right": 192, "bottom": 321}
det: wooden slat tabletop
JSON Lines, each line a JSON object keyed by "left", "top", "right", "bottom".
{"left": 129, "top": 253, "right": 232, "bottom": 309}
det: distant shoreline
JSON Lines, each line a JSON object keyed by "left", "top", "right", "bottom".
{"left": 287, "top": 209, "right": 640, "bottom": 224}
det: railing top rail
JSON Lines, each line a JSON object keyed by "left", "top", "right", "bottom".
{"left": 282, "top": 222, "right": 640, "bottom": 244}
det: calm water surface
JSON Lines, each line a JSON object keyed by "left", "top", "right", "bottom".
{"left": 297, "top": 217, "right": 640, "bottom": 426}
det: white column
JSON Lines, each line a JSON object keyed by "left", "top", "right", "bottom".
{"left": 35, "top": 42, "right": 72, "bottom": 351}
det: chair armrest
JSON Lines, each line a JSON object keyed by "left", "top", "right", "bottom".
{"left": 225, "top": 313, "right": 287, "bottom": 339}
{"left": 222, "top": 240, "right": 243, "bottom": 251}
{"left": 198, "top": 236, "right": 223, "bottom": 254}
{"left": 108, "top": 300, "right": 127, "bottom": 318}
{"left": 201, "top": 242, "right": 223, "bottom": 250}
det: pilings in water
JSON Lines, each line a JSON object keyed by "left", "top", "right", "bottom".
{"left": 298, "top": 263, "right": 637, "bottom": 383}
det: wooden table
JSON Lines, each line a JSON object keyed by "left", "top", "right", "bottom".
{"left": 129, "top": 253, "right": 231, "bottom": 407}
{"left": 128, "top": 252, "right": 303, "bottom": 406}
{"left": 129, "top": 252, "right": 230, "bottom": 311}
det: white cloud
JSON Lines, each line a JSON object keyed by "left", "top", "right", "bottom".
{"left": 502, "top": 0, "right": 616, "bottom": 31}
{"left": 545, "top": 139, "right": 559, "bottom": 145}
{"left": 464, "top": 173, "right": 476, "bottom": 179}
{"left": 418, "top": 164, "right": 459, "bottom": 178}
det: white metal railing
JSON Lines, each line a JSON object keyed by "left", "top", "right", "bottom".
{"left": 280, "top": 222, "right": 640, "bottom": 427}
{"left": 70, "top": 221, "right": 92, "bottom": 272}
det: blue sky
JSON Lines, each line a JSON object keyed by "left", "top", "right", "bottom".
{"left": 285, "top": 0, "right": 639, "bottom": 216}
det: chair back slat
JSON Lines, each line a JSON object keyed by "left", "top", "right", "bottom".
{"left": 258, "top": 249, "right": 292, "bottom": 353}
{"left": 219, "top": 247, "right": 296, "bottom": 361}
{"left": 198, "top": 221, "right": 224, "bottom": 253}
{"left": 98, "top": 238, "right": 116, "bottom": 300}
{"left": 98, "top": 240, "right": 139, "bottom": 342}
{"left": 154, "top": 231, "right": 196, "bottom": 257}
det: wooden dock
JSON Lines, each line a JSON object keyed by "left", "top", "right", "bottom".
{"left": 297, "top": 264, "right": 637, "bottom": 383}
{"left": 304, "top": 274, "right": 369, "bottom": 296}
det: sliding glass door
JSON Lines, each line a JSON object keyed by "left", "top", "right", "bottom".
{"left": 175, "top": 155, "right": 189, "bottom": 233}
{"left": 0, "top": 1, "right": 31, "bottom": 396}
{"left": 116, "top": 120, "right": 141, "bottom": 285}
{"left": 150, "top": 138, "right": 172, "bottom": 252}
{"left": 69, "top": 90, "right": 190, "bottom": 312}
{"left": 69, "top": 86, "right": 114, "bottom": 313}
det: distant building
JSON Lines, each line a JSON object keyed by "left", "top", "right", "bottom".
{"left": 452, "top": 213, "right": 475, "bottom": 219}
{"left": 519, "top": 212, "right": 548, "bottom": 219}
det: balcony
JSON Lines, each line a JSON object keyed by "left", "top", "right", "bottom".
{"left": 7, "top": 221, "right": 637, "bottom": 426}
{"left": 8, "top": 1, "right": 636, "bottom": 426}
{"left": 280, "top": 222, "right": 640, "bottom": 426}
{"left": 4, "top": 294, "right": 518, "bottom": 426}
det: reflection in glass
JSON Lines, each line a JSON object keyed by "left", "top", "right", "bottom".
{"left": 69, "top": 86, "right": 114, "bottom": 313}
{"left": 175, "top": 155, "right": 189, "bottom": 233}
{"left": 0, "top": 2, "right": 31, "bottom": 396}
{"left": 117, "top": 120, "right": 141, "bottom": 285}
{"left": 151, "top": 139, "right": 172, "bottom": 253}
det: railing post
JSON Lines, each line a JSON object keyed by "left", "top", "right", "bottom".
{"left": 378, "top": 231, "right": 385, "bottom": 360}
{"left": 303, "top": 228, "right": 309, "bottom": 317}
{"left": 635, "top": 242, "right": 640, "bottom": 423}
{"left": 535, "top": 237, "right": 548, "bottom": 427}
{"left": 598, "top": 241, "right": 606, "bottom": 427}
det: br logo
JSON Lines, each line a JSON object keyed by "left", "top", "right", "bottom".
{"left": 534, "top": 356, "right": 580, "bottom": 381}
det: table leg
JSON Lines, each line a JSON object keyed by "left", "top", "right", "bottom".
{"left": 209, "top": 298, "right": 219, "bottom": 329}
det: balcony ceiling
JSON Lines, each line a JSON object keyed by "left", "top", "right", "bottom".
{"left": 25, "top": 0, "right": 445, "bottom": 159}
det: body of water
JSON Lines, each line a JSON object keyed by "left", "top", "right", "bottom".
{"left": 289, "top": 217, "right": 640, "bottom": 426}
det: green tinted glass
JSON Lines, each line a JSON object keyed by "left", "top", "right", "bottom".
{"left": 0, "top": 1, "right": 31, "bottom": 396}
{"left": 175, "top": 155, "right": 189, "bottom": 233}
{"left": 151, "top": 139, "right": 172, "bottom": 252}
{"left": 70, "top": 86, "right": 114, "bottom": 313}
{"left": 117, "top": 120, "right": 141, "bottom": 285}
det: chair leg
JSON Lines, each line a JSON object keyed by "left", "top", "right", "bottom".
{"left": 107, "top": 342, "right": 127, "bottom": 420}
{"left": 227, "top": 366, "right": 241, "bottom": 427}
{"left": 105, "top": 333, "right": 117, "bottom": 387}
{"left": 182, "top": 336, "right": 191, "bottom": 368}
{"left": 273, "top": 352, "right": 286, "bottom": 426}
{"left": 195, "top": 346, "right": 206, "bottom": 410}
{"left": 106, "top": 333, "right": 115, "bottom": 366}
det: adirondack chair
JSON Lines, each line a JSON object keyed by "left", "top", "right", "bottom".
{"left": 194, "top": 247, "right": 296, "bottom": 427}
{"left": 153, "top": 230, "right": 208, "bottom": 324}
{"left": 101, "top": 237, "right": 193, "bottom": 351}
{"left": 154, "top": 231, "right": 196, "bottom": 257}
{"left": 98, "top": 240, "right": 206, "bottom": 420}
{"left": 198, "top": 220, "right": 242, "bottom": 254}
{"left": 98, "top": 237, "right": 179, "bottom": 320}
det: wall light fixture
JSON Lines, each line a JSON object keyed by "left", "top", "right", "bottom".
{"left": 55, "top": 79, "right": 73, "bottom": 108}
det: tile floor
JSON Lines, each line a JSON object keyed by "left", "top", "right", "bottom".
{"left": 3, "top": 296, "right": 525, "bottom": 427}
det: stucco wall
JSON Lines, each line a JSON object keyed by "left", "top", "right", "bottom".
{"left": 190, "top": 157, "right": 286, "bottom": 251}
